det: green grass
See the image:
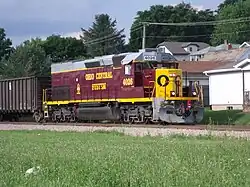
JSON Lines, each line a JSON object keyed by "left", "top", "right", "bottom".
{"left": 1, "top": 130, "right": 250, "bottom": 186}
{"left": 201, "top": 109, "right": 250, "bottom": 125}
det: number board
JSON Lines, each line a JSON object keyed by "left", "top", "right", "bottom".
{"left": 143, "top": 55, "right": 157, "bottom": 61}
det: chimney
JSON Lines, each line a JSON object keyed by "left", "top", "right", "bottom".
{"left": 224, "top": 40, "right": 228, "bottom": 50}
{"left": 224, "top": 40, "right": 232, "bottom": 50}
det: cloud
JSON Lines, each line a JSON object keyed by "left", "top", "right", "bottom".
{"left": 0, "top": 0, "right": 94, "bottom": 22}
{"left": 1, "top": 0, "right": 215, "bottom": 46}
{"left": 170, "top": 3, "right": 204, "bottom": 11}
{"left": 10, "top": 31, "right": 83, "bottom": 46}
{"left": 61, "top": 32, "right": 82, "bottom": 39}
{"left": 192, "top": 5, "right": 204, "bottom": 11}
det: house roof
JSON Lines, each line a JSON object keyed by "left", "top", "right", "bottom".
{"left": 200, "top": 47, "right": 249, "bottom": 62}
{"left": 178, "top": 60, "right": 231, "bottom": 73}
{"left": 239, "top": 42, "right": 250, "bottom": 48}
{"left": 203, "top": 58, "right": 250, "bottom": 75}
{"left": 157, "top": 41, "right": 209, "bottom": 55}
{"left": 191, "top": 43, "right": 241, "bottom": 56}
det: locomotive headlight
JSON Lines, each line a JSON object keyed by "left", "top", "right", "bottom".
{"left": 170, "top": 91, "right": 176, "bottom": 96}
{"left": 192, "top": 91, "right": 197, "bottom": 96}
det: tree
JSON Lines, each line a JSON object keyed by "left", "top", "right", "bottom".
{"left": 129, "top": 3, "right": 215, "bottom": 51}
{"left": 212, "top": 0, "right": 250, "bottom": 45}
{"left": 42, "top": 35, "right": 87, "bottom": 63}
{"left": 81, "top": 14, "right": 126, "bottom": 57}
{"left": 0, "top": 39, "right": 51, "bottom": 78}
{"left": 0, "top": 28, "right": 13, "bottom": 60}
{"left": 217, "top": 0, "right": 246, "bottom": 12}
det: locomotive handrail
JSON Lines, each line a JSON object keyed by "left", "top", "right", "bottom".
{"left": 42, "top": 89, "right": 46, "bottom": 103}
{"left": 151, "top": 82, "right": 156, "bottom": 97}
{"left": 194, "top": 81, "right": 204, "bottom": 106}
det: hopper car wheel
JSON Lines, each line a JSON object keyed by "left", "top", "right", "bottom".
{"left": 33, "top": 111, "right": 43, "bottom": 123}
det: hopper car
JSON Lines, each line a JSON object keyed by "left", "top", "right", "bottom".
{"left": 0, "top": 48, "right": 204, "bottom": 124}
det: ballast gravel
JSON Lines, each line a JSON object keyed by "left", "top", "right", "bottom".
{"left": 1, "top": 124, "right": 250, "bottom": 139}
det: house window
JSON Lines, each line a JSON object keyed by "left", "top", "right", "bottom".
{"left": 189, "top": 47, "right": 192, "bottom": 52}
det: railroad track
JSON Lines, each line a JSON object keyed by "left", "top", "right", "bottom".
{"left": 1, "top": 121, "right": 250, "bottom": 132}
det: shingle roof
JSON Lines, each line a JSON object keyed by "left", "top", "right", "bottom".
{"left": 157, "top": 41, "right": 209, "bottom": 55}
{"left": 178, "top": 61, "right": 232, "bottom": 73}
{"left": 201, "top": 47, "right": 249, "bottom": 62}
{"left": 190, "top": 44, "right": 241, "bottom": 56}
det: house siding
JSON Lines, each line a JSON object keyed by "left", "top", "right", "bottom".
{"left": 182, "top": 72, "right": 209, "bottom": 106}
{"left": 207, "top": 69, "right": 250, "bottom": 110}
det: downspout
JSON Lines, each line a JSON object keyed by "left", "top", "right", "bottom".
{"left": 242, "top": 69, "right": 245, "bottom": 109}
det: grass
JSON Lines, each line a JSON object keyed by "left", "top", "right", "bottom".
{"left": 1, "top": 130, "right": 250, "bottom": 186}
{"left": 201, "top": 109, "right": 250, "bottom": 125}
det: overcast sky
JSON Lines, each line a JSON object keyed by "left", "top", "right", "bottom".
{"left": 0, "top": 0, "right": 223, "bottom": 46}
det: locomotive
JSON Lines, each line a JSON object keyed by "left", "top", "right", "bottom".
{"left": 34, "top": 48, "right": 204, "bottom": 124}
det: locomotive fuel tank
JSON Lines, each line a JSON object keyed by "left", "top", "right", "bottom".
{"left": 75, "top": 103, "right": 120, "bottom": 121}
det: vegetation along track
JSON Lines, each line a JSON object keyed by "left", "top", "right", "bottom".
{"left": 1, "top": 121, "right": 250, "bottom": 132}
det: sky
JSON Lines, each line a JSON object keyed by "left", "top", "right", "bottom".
{"left": 0, "top": 0, "right": 223, "bottom": 46}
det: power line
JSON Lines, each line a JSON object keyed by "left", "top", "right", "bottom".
{"left": 84, "top": 25, "right": 143, "bottom": 45}
{"left": 140, "top": 16, "right": 250, "bottom": 48}
{"left": 86, "top": 28, "right": 250, "bottom": 48}
{"left": 145, "top": 29, "right": 250, "bottom": 39}
{"left": 84, "top": 16, "right": 250, "bottom": 48}
{"left": 141, "top": 16, "right": 250, "bottom": 26}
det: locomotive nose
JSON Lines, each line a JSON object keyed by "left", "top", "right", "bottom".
{"left": 155, "top": 69, "right": 182, "bottom": 99}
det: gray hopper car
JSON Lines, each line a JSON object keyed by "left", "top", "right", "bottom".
{"left": 0, "top": 76, "right": 51, "bottom": 121}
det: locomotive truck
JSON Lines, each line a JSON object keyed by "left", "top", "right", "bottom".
{"left": 0, "top": 48, "right": 204, "bottom": 124}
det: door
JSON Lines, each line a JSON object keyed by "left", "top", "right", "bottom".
{"left": 134, "top": 63, "right": 143, "bottom": 87}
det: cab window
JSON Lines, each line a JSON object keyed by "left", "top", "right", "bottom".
{"left": 124, "top": 64, "right": 132, "bottom": 75}
{"left": 135, "top": 63, "right": 142, "bottom": 72}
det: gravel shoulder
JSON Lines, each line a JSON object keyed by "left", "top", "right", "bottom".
{"left": 1, "top": 124, "right": 250, "bottom": 139}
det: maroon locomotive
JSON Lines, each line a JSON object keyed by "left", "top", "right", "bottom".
{"left": 34, "top": 48, "right": 204, "bottom": 124}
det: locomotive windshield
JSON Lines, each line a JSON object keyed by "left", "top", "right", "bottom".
{"left": 136, "top": 61, "right": 178, "bottom": 70}
{"left": 149, "top": 61, "right": 178, "bottom": 69}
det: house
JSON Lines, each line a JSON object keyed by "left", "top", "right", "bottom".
{"left": 204, "top": 58, "right": 250, "bottom": 111}
{"left": 239, "top": 41, "right": 250, "bottom": 48}
{"left": 178, "top": 60, "right": 230, "bottom": 106}
{"left": 178, "top": 47, "right": 250, "bottom": 108}
{"left": 156, "top": 42, "right": 209, "bottom": 61}
{"left": 190, "top": 40, "right": 241, "bottom": 61}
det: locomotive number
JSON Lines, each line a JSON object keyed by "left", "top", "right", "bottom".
{"left": 92, "top": 83, "right": 107, "bottom": 91}
{"left": 85, "top": 73, "right": 95, "bottom": 80}
{"left": 122, "top": 78, "right": 133, "bottom": 86}
{"left": 143, "top": 55, "right": 156, "bottom": 61}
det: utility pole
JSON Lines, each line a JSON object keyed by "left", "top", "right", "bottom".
{"left": 142, "top": 23, "right": 146, "bottom": 49}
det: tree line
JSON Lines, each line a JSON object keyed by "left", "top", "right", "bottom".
{"left": 0, "top": 0, "right": 249, "bottom": 78}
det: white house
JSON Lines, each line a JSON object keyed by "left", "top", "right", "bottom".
{"left": 156, "top": 42, "right": 209, "bottom": 61}
{"left": 203, "top": 58, "right": 250, "bottom": 110}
